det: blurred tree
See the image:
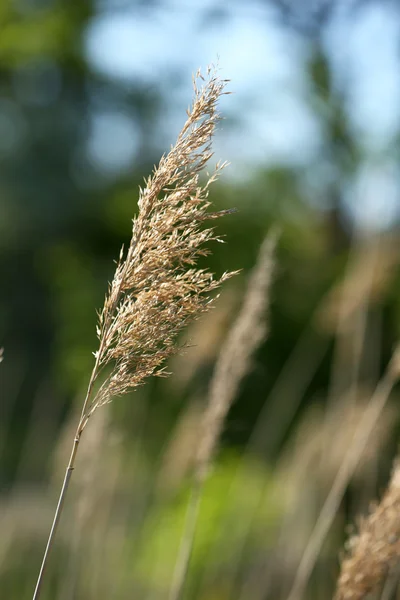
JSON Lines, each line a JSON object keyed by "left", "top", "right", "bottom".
{"left": 1, "top": 0, "right": 399, "bottom": 491}
{"left": 0, "top": 0, "right": 165, "bottom": 485}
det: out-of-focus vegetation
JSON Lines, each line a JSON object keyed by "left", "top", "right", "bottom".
{"left": 2, "top": 1, "right": 400, "bottom": 599}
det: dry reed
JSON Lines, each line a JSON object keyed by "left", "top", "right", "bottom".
{"left": 335, "top": 459, "right": 400, "bottom": 600}
{"left": 286, "top": 346, "right": 400, "bottom": 600}
{"left": 32, "top": 65, "right": 235, "bottom": 600}
{"left": 169, "top": 230, "right": 278, "bottom": 600}
{"left": 195, "top": 229, "right": 278, "bottom": 482}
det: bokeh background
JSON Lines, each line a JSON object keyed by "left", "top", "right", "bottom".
{"left": 2, "top": 0, "right": 400, "bottom": 598}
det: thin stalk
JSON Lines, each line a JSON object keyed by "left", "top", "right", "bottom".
{"left": 32, "top": 361, "right": 100, "bottom": 600}
{"left": 32, "top": 239, "right": 131, "bottom": 600}
{"left": 31, "top": 66, "right": 233, "bottom": 600}
{"left": 33, "top": 435, "right": 80, "bottom": 600}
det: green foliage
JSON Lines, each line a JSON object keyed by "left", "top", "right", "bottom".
{"left": 133, "top": 453, "right": 281, "bottom": 593}
{"left": 0, "top": 1, "right": 90, "bottom": 67}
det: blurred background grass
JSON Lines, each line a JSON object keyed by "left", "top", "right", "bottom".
{"left": 2, "top": 0, "right": 400, "bottom": 598}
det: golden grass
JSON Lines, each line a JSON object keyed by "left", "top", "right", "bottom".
{"left": 32, "top": 65, "right": 236, "bottom": 600}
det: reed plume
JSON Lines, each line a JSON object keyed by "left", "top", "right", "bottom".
{"left": 195, "top": 229, "right": 278, "bottom": 483}
{"left": 335, "top": 458, "right": 400, "bottom": 600}
{"left": 32, "top": 65, "right": 235, "bottom": 600}
{"left": 286, "top": 346, "right": 400, "bottom": 600}
{"left": 169, "top": 230, "right": 278, "bottom": 600}
{"left": 87, "top": 66, "right": 234, "bottom": 418}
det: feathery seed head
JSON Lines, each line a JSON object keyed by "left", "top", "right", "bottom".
{"left": 85, "top": 66, "right": 236, "bottom": 419}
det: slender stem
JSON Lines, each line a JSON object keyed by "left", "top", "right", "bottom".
{"left": 32, "top": 432, "right": 80, "bottom": 600}
{"left": 32, "top": 358, "right": 100, "bottom": 600}
{"left": 32, "top": 235, "right": 130, "bottom": 599}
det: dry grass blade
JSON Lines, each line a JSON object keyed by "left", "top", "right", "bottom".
{"left": 335, "top": 459, "right": 400, "bottom": 600}
{"left": 169, "top": 230, "right": 278, "bottom": 600}
{"left": 32, "top": 65, "right": 235, "bottom": 600}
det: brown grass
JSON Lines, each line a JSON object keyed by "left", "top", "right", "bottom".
{"left": 195, "top": 229, "right": 278, "bottom": 483}
{"left": 335, "top": 458, "right": 400, "bottom": 600}
{"left": 169, "top": 230, "right": 278, "bottom": 600}
{"left": 32, "top": 65, "right": 235, "bottom": 600}
{"left": 286, "top": 348, "right": 400, "bottom": 600}
{"left": 86, "top": 66, "right": 236, "bottom": 418}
